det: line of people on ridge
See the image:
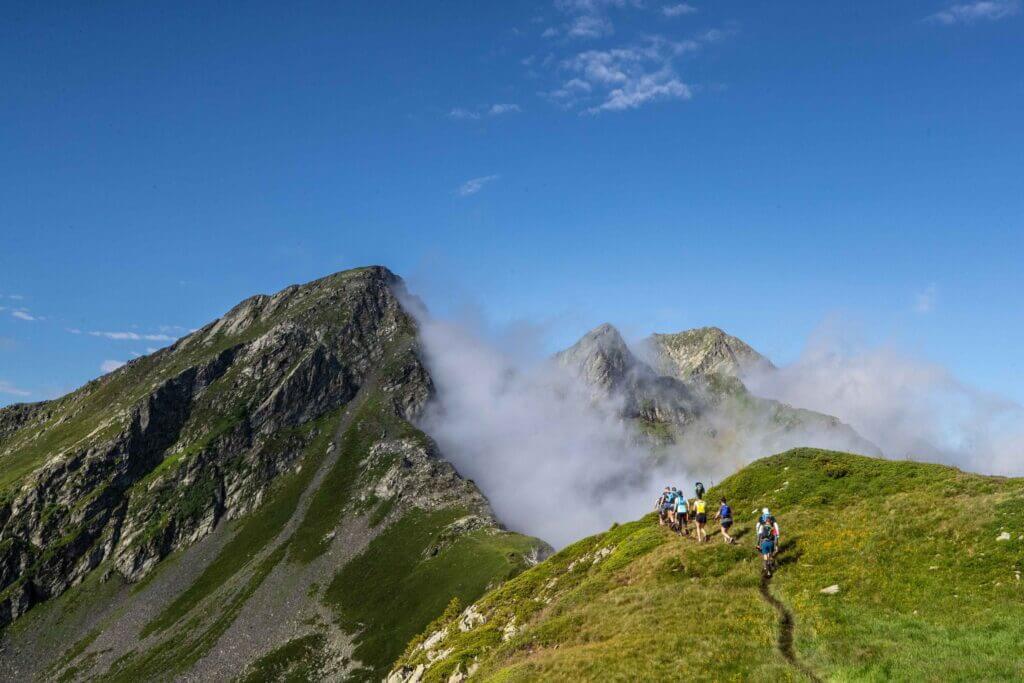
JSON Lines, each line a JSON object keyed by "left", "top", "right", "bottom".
{"left": 656, "top": 484, "right": 781, "bottom": 572}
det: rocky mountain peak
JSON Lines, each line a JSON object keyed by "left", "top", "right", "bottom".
{"left": 555, "top": 323, "right": 639, "bottom": 393}
{"left": 647, "top": 326, "right": 775, "bottom": 381}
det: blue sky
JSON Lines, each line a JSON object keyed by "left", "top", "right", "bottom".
{"left": 1, "top": 0, "right": 1022, "bottom": 406}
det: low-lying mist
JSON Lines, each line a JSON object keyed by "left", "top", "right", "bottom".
{"left": 744, "top": 325, "right": 1024, "bottom": 477}
{"left": 414, "top": 315, "right": 686, "bottom": 548}
{"left": 409, "top": 305, "right": 1022, "bottom": 547}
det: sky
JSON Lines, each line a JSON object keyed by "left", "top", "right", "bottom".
{"left": 1, "top": 0, "right": 1022, "bottom": 408}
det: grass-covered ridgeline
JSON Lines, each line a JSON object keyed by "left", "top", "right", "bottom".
{"left": 391, "top": 449, "right": 1024, "bottom": 682}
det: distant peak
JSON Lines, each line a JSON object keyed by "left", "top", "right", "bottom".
{"left": 647, "top": 326, "right": 774, "bottom": 380}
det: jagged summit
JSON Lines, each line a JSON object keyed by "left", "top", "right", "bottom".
{"left": 556, "top": 323, "right": 701, "bottom": 429}
{"left": 555, "top": 323, "right": 640, "bottom": 393}
{"left": 647, "top": 326, "right": 775, "bottom": 381}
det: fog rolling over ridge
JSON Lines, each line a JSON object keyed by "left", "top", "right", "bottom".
{"left": 744, "top": 325, "right": 1024, "bottom": 477}
{"left": 415, "top": 316, "right": 683, "bottom": 548}
{"left": 411, "top": 300, "right": 1023, "bottom": 547}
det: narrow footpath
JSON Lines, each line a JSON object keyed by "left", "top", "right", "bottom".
{"left": 758, "top": 573, "right": 821, "bottom": 682}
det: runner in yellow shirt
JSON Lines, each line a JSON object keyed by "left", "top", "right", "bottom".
{"left": 692, "top": 495, "right": 708, "bottom": 543}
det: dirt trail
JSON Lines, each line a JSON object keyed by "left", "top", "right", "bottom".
{"left": 759, "top": 572, "right": 821, "bottom": 682}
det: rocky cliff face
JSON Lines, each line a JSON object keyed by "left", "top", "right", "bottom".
{"left": 0, "top": 267, "right": 547, "bottom": 682}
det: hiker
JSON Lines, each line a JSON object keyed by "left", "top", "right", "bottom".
{"left": 667, "top": 486, "right": 680, "bottom": 528}
{"left": 756, "top": 508, "right": 780, "bottom": 556}
{"left": 692, "top": 494, "right": 708, "bottom": 543}
{"left": 674, "top": 489, "right": 690, "bottom": 535}
{"left": 695, "top": 481, "right": 706, "bottom": 500}
{"left": 758, "top": 523, "right": 776, "bottom": 576}
{"left": 715, "top": 497, "right": 735, "bottom": 544}
{"left": 656, "top": 487, "right": 672, "bottom": 526}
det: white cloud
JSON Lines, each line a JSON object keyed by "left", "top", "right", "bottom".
{"left": 541, "top": 26, "right": 560, "bottom": 38}
{"left": 100, "top": 359, "right": 126, "bottom": 373}
{"left": 11, "top": 310, "right": 36, "bottom": 321}
{"left": 744, "top": 322, "right": 1024, "bottom": 476}
{"left": 450, "top": 104, "right": 522, "bottom": 120}
{"left": 554, "top": 0, "right": 642, "bottom": 40}
{"left": 447, "top": 107, "right": 481, "bottom": 121}
{"left": 87, "top": 331, "right": 175, "bottom": 341}
{"left": 914, "top": 283, "right": 938, "bottom": 314}
{"left": 927, "top": 0, "right": 1021, "bottom": 24}
{"left": 567, "top": 13, "right": 614, "bottom": 38}
{"left": 456, "top": 175, "right": 500, "bottom": 197}
{"left": 556, "top": 38, "right": 699, "bottom": 113}
{"left": 6, "top": 294, "right": 24, "bottom": 301}
{"left": 488, "top": 103, "right": 522, "bottom": 115}
{"left": 662, "top": 3, "right": 697, "bottom": 17}
{"left": 0, "top": 380, "right": 31, "bottom": 397}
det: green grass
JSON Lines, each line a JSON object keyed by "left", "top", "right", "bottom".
{"left": 237, "top": 632, "right": 330, "bottom": 682}
{"left": 392, "top": 449, "right": 1024, "bottom": 682}
{"left": 324, "top": 507, "right": 542, "bottom": 681}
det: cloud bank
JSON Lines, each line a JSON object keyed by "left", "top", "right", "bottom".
{"left": 414, "top": 315, "right": 691, "bottom": 548}
{"left": 744, "top": 325, "right": 1024, "bottom": 476}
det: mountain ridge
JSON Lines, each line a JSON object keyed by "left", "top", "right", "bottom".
{"left": 0, "top": 266, "right": 548, "bottom": 681}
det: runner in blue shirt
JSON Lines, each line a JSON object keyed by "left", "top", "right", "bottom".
{"left": 715, "top": 497, "right": 735, "bottom": 544}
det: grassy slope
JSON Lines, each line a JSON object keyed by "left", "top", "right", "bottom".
{"left": 393, "top": 449, "right": 1024, "bottom": 682}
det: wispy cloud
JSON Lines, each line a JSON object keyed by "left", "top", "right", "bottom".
{"left": 552, "top": 37, "right": 702, "bottom": 113}
{"left": 927, "top": 0, "right": 1021, "bottom": 24}
{"left": 457, "top": 175, "right": 500, "bottom": 197}
{"left": 914, "top": 283, "right": 938, "bottom": 314}
{"left": 11, "top": 310, "right": 36, "bottom": 321}
{"left": 100, "top": 359, "right": 126, "bottom": 373}
{"left": 553, "top": 0, "right": 642, "bottom": 40}
{"left": 0, "top": 380, "right": 31, "bottom": 397}
{"left": 662, "top": 3, "right": 697, "bottom": 17}
{"left": 448, "top": 107, "right": 481, "bottom": 121}
{"left": 449, "top": 103, "right": 522, "bottom": 120}
{"left": 74, "top": 329, "right": 176, "bottom": 341}
{"left": 488, "top": 103, "right": 522, "bottom": 115}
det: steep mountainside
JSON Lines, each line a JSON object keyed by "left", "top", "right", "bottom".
{"left": 646, "top": 326, "right": 775, "bottom": 381}
{"left": 0, "top": 267, "right": 547, "bottom": 681}
{"left": 557, "top": 323, "right": 878, "bottom": 459}
{"left": 390, "top": 449, "right": 1024, "bottom": 682}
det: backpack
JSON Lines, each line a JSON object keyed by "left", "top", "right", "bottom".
{"left": 758, "top": 524, "right": 773, "bottom": 541}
